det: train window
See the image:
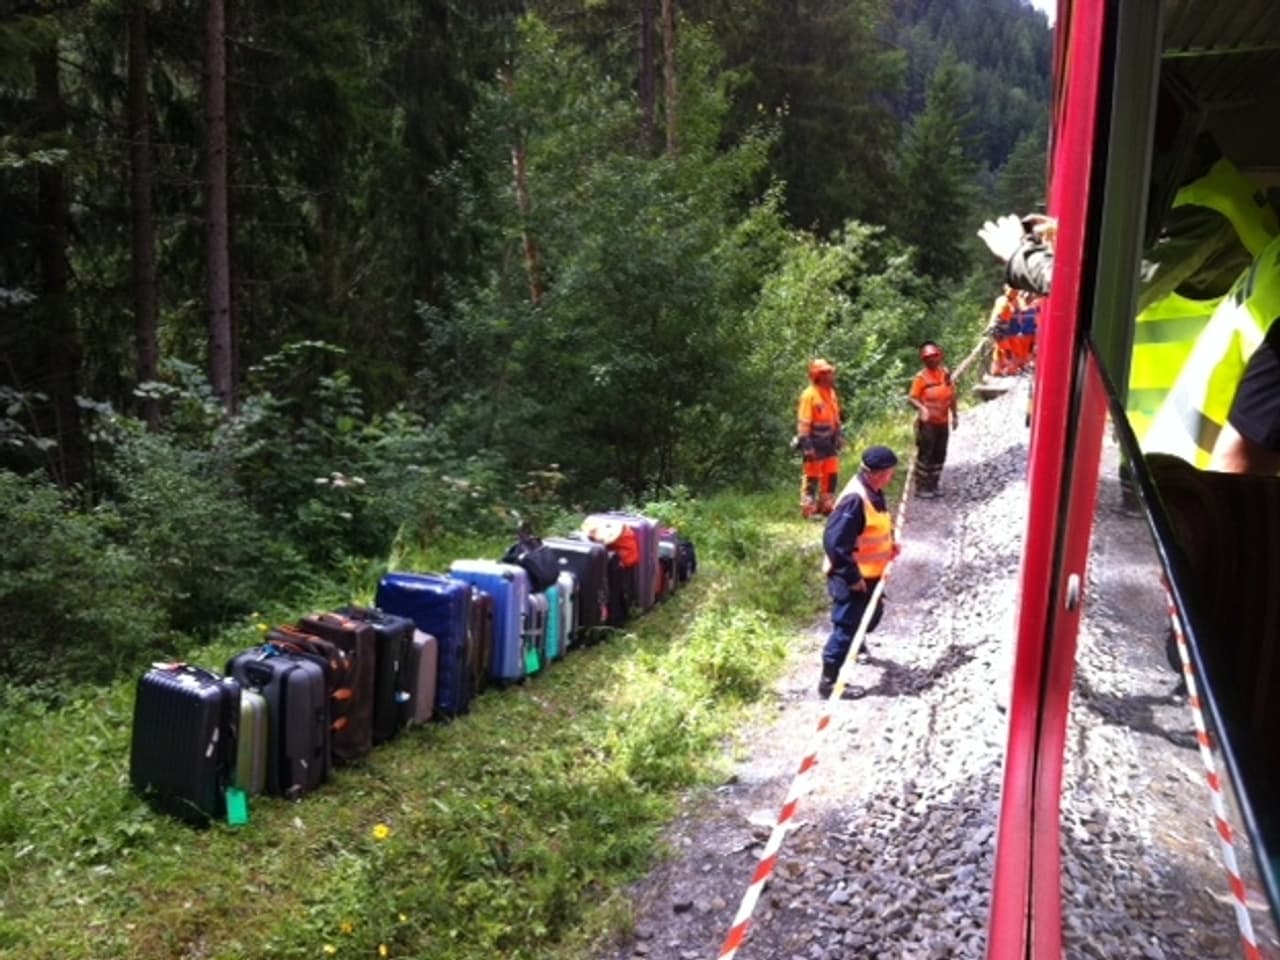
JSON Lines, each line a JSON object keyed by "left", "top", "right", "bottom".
{"left": 1062, "top": 411, "right": 1280, "bottom": 953}
{"left": 1081, "top": 0, "right": 1280, "bottom": 934}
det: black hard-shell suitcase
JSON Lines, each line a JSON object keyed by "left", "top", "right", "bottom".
{"left": 297, "top": 612, "right": 377, "bottom": 761}
{"left": 130, "top": 663, "right": 239, "bottom": 824}
{"left": 542, "top": 537, "right": 608, "bottom": 641}
{"left": 335, "top": 605, "right": 414, "bottom": 745}
{"left": 226, "top": 648, "right": 330, "bottom": 799}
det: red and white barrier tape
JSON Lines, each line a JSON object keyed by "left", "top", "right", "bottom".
{"left": 716, "top": 460, "right": 916, "bottom": 960}
{"left": 1166, "top": 596, "right": 1262, "bottom": 960}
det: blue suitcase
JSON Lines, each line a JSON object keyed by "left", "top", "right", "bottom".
{"left": 130, "top": 663, "right": 240, "bottom": 824}
{"left": 375, "top": 573, "right": 473, "bottom": 718}
{"left": 448, "top": 560, "right": 529, "bottom": 684}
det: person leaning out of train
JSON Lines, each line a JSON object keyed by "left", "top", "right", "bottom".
{"left": 978, "top": 213, "right": 1057, "bottom": 296}
{"left": 817, "top": 446, "right": 901, "bottom": 699}
{"left": 908, "top": 341, "right": 958, "bottom": 499}
{"left": 796, "top": 358, "right": 844, "bottom": 518}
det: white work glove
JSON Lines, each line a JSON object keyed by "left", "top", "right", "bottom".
{"left": 977, "top": 214, "right": 1025, "bottom": 263}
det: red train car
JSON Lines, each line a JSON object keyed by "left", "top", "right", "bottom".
{"left": 990, "top": 2, "right": 1280, "bottom": 956}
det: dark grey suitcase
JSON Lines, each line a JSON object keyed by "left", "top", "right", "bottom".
{"left": 226, "top": 648, "right": 329, "bottom": 800}
{"left": 129, "top": 663, "right": 240, "bottom": 824}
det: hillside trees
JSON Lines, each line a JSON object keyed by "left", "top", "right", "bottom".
{"left": 896, "top": 53, "right": 979, "bottom": 281}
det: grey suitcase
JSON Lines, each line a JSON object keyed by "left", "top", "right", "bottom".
{"left": 234, "top": 689, "right": 268, "bottom": 795}
{"left": 404, "top": 630, "right": 438, "bottom": 726}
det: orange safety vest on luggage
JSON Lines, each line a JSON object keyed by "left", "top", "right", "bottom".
{"left": 581, "top": 519, "right": 640, "bottom": 568}
{"left": 910, "top": 367, "right": 955, "bottom": 425}
{"left": 823, "top": 475, "right": 896, "bottom": 579}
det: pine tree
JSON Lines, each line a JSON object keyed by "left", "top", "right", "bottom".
{"left": 897, "top": 53, "right": 979, "bottom": 281}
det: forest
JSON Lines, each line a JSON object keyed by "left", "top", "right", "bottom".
{"left": 0, "top": 0, "right": 1051, "bottom": 686}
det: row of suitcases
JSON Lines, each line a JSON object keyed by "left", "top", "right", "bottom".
{"left": 129, "top": 515, "right": 697, "bottom": 824}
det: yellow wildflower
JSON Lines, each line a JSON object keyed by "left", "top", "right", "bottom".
{"left": 372, "top": 823, "right": 391, "bottom": 841}
{"left": 322, "top": 946, "right": 336, "bottom": 956}
{"left": 378, "top": 946, "right": 388, "bottom": 958}
{"left": 339, "top": 920, "right": 354, "bottom": 935}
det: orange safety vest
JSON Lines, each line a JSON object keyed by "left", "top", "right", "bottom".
{"left": 910, "top": 367, "right": 955, "bottom": 425}
{"left": 797, "top": 384, "right": 842, "bottom": 456}
{"left": 823, "top": 474, "right": 896, "bottom": 580}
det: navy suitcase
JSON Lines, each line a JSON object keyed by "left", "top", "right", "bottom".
{"left": 542, "top": 537, "right": 608, "bottom": 641}
{"left": 226, "top": 647, "right": 330, "bottom": 799}
{"left": 335, "top": 605, "right": 415, "bottom": 745}
{"left": 130, "top": 663, "right": 239, "bottom": 824}
{"left": 449, "top": 560, "right": 529, "bottom": 684}
{"left": 375, "top": 573, "right": 473, "bottom": 718}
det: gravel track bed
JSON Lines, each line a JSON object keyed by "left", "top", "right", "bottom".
{"left": 594, "top": 381, "right": 1279, "bottom": 960}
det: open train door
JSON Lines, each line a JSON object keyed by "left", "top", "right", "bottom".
{"left": 988, "top": 1, "right": 1280, "bottom": 957}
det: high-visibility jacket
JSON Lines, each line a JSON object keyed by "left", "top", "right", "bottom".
{"left": 1143, "top": 233, "right": 1280, "bottom": 466}
{"left": 822, "top": 474, "right": 895, "bottom": 580}
{"left": 910, "top": 367, "right": 955, "bottom": 425}
{"left": 1129, "top": 158, "right": 1278, "bottom": 444}
{"left": 797, "top": 384, "right": 842, "bottom": 458}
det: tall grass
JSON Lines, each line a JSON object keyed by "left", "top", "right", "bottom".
{"left": 0, "top": 482, "right": 833, "bottom": 960}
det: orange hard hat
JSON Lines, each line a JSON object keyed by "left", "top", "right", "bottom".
{"left": 808, "top": 358, "right": 835, "bottom": 380}
{"left": 920, "top": 343, "right": 943, "bottom": 361}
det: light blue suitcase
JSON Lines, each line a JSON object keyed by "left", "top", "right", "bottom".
{"left": 448, "top": 560, "right": 529, "bottom": 683}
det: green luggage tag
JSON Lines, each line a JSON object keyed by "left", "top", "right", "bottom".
{"left": 523, "top": 643, "right": 540, "bottom": 676}
{"left": 225, "top": 787, "right": 249, "bottom": 827}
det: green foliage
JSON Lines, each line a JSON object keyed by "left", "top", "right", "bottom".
{"left": 897, "top": 53, "right": 982, "bottom": 281}
{"left": 93, "top": 414, "right": 303, "bottom": 634}
{"left": 0, "top": 470, "right": 163, "bottom": 687}
{"left": 0, "top": 475, "right": 832, "bottom": 960}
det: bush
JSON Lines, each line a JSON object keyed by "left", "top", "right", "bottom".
{"left": 0, "top": 470, "right": 165, "bottom": 686}
{"left": 97, "top": 419, "right": 307, "bottom": 633}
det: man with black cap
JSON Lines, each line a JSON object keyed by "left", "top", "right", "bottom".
{"left": 817, "top": 445, "right": 901, "bottom": 698}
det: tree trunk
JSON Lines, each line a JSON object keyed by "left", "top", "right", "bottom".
{"left": 128, "top": 0, "right": 159, "bottom": 428}
{"left": 502, "top": 70, "right": 543, "bottom": 308}
{"left": 639, "top": 0, "right": 657, "bottom": 151}
{"left": 205, "top": 0, "right": 234, "bottom": 409}
{"left": 661, "top": 0, "right": 677, "bottom": 155}
{"left": 32, "top": 44, "right": 84, "bottom": 489}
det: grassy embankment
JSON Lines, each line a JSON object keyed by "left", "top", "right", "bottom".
{"left": 0, "top": 425, "right": 914, "bottom": 960}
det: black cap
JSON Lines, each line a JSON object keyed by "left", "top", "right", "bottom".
{"left": 861, "top": 445, "right": 898, "bottom": 470}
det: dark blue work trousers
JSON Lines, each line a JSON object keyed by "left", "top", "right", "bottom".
{"left": 821, "top": 575, "right": 884, "bottom": 670}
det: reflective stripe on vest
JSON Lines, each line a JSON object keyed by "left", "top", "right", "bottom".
{"left": 1142, "top": 235, "right": 1280, "bottom": 465}
{"left": 1127, "top": 159, "right": 1276, "bottom": 443}
{"left": 1127, "top": 291, "right": 1221, "bottom": 441}
{"left": 1173, "top": 157, "right": 1278, "bottom": 258}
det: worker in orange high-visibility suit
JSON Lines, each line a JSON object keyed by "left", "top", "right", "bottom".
{"left": 908, "top": 341, "right": 959, "bottom": 498}
{"left": 989, "top": 286, "right": 1021, "bottom": 376}
{"left": 796, "top": 358, "right": 844, "bottom": 517}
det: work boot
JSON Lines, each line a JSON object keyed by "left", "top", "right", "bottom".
{"left": 817, "top": 664, "right": 839, "bottom": 699}
{"left": 818, "top": 493, "right": 835, "bottom": 515}
{"left": 801, "top": 497, "right": 817, "bottom": 519}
